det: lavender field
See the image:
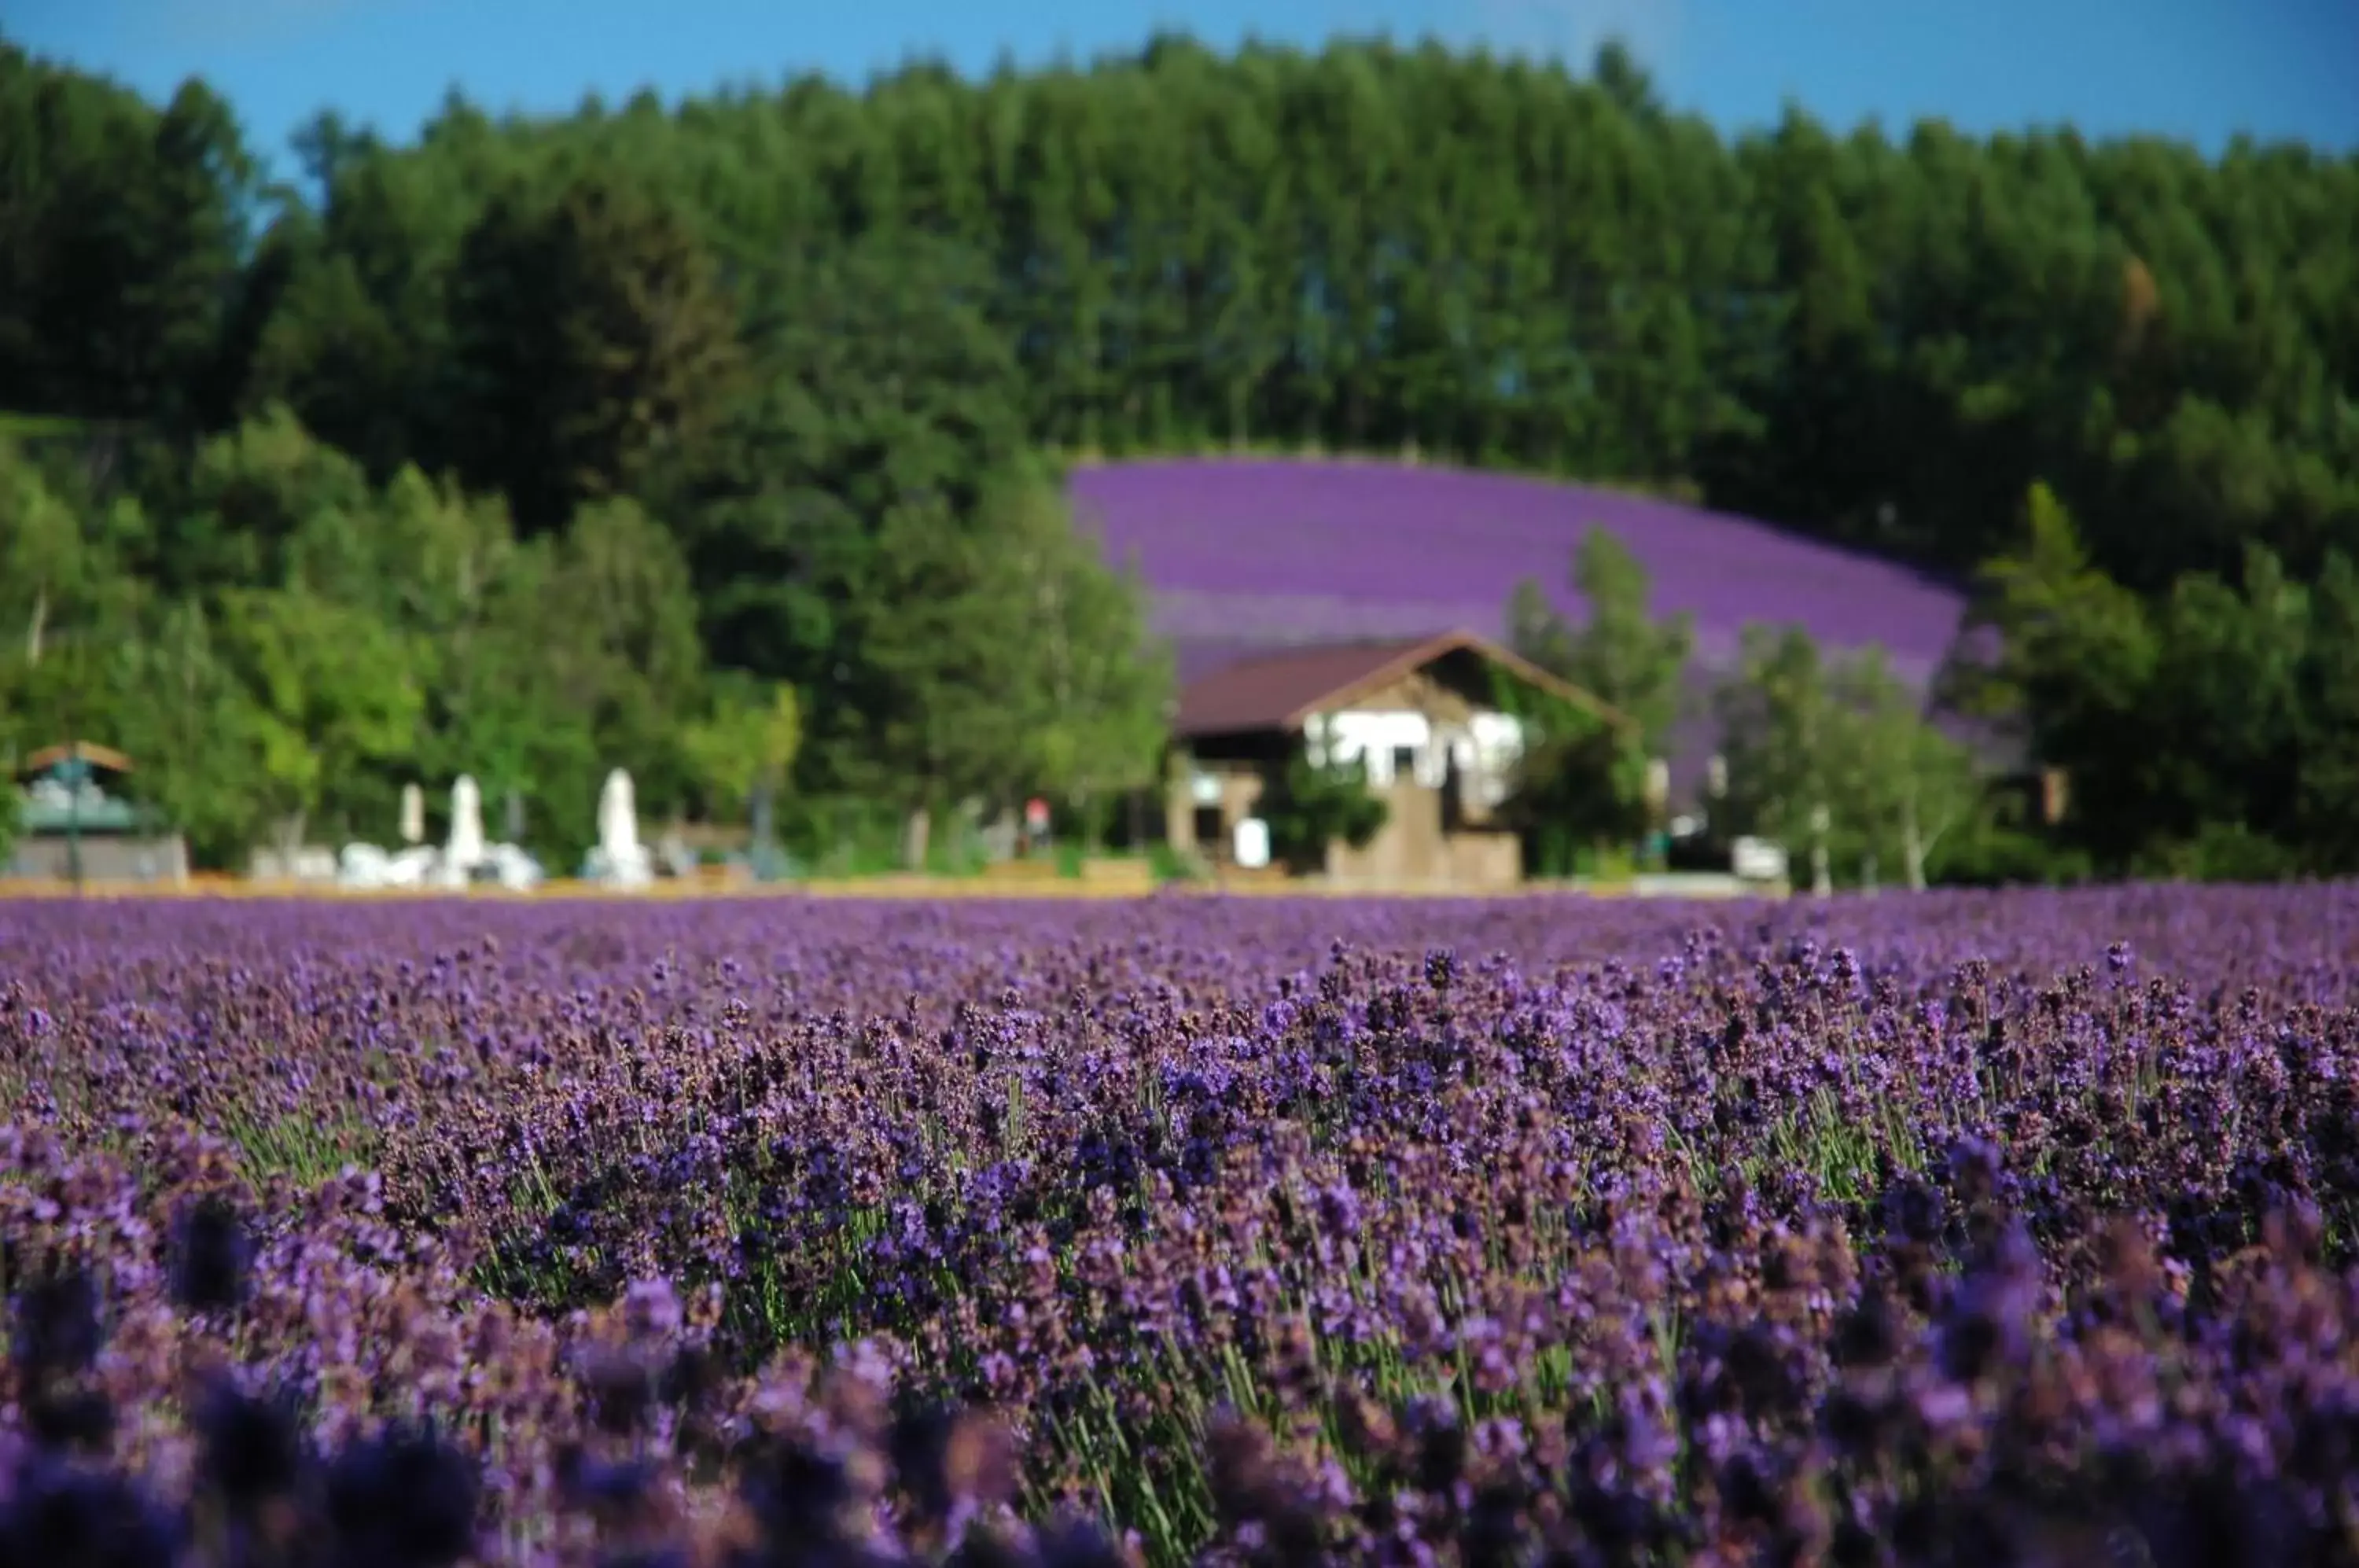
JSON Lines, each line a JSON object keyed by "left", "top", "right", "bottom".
{"left": 1066, "top": 460, "right": 1969, "bottom": 690}
{"left": 6, "top": 889, "right": 2359, "bottom": 1567}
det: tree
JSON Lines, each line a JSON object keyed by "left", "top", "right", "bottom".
{"left": 806, "top": 469, "right": 1172, "bottom": 861}
{"left": 105, "top": 599, "right": 273, "bottom": 868}
{"left": 543, "top": 494, "right": 717, "bottom": 815}
{"left": 1714, "top": 626, "right": 1838, "bottom": 864}
{"left": 0, "top": 442, "right": 134, "bottom": 664}
{"left": 0, "top": 447, "right": 153, "bottom": 848}
{"left": 270, "top": 448, "right": 627, "bottom": 859}
{"left": 444, "top": 170, "right": 746, "bottom": 533}
{"left": 635, "top": 230, "right": 1032, "bottom": 729}
{"left": 0, "top": 53, "right": 252, "bottom": 426}
{"left": 208, "top": 588, "right": 425, "bottom": 860}
{"left": 22, "top": 38, "right": 2359, "bottom": 598}
{"left": 1718, "top": 624, "right": 1978, "bottom": 889}
{"left": 228, "top": 127, "right": 477, "bottom": 479}
{"left": 1835, "top": 653, "right": 1981, "bottom": 889}
{"left": 1502, "top": 527, "right": 1691, "bottom": 847}
{"left": 1837, "top": 481, "right": 2359, "bottom": 882}
{"left": 234, "top": 241, "right": 432, "bottom": 488}
{"left": 2295, "top": 551, "right": 2359, "bottom": 872}
{"left": 2136, "top": 544, "right": 2309, "bottom": 858}
{"left": 680, "top": 675, "right": 801, "bottom": 824}
{"left": 1556, "top": 528, "right": 1693, "bottom": 743}
{"left": 167, "top": 404, "right": 378, "bottom": 597}
{"left": 10, "top": 41, "right": 2359, "bottom": 884}
{"left": 1939, "top": 483, "right": 2161, "bottom": 866}
{"left": 1260, "top": 725, "right": 1389, "bottom": 874}
{"left": 421, "top": 541, "right": 604, "bottom": 865}
{"left": 120, "top": 80, "right": 257, "bottom": 429}
{"left": 984, "top": 483, "right": 1173, "bottom": 842}
{"left": 834, "top": 496, "right": 1047, "bottom": 842}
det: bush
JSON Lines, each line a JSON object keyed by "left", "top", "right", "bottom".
{"left": 2133, "top": 821, "right": 2305, "bottom": 884}
{"left": 1259, "top": 750, "right": 1388, "bottom": 873}
{"left": 1925, "top": 819, "right": 2094, "bottom": 888}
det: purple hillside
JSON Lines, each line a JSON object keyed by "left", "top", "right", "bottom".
{"left": 1067, "top": 457, "right": 1971, "bottom": 691}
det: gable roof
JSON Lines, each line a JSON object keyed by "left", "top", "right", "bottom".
{"left": 1172, "top": 628, "right": 1629, "bottom": 739}
{"left": 18, "top": 742, "right": 134, "bottom": 776}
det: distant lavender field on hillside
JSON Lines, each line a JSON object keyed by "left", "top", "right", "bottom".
{"left": 1068, "top": 458, "right": 1969, "bottom": 690}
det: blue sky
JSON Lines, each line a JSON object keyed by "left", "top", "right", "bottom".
{"left": 9, "top": 0, "right": 2356, "bottom": 179}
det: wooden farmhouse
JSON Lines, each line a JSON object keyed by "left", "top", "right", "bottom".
{"left": 1161, "top": 629, "right": 1624, "bottom": 891}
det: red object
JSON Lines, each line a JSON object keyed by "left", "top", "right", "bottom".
{"left": 1025, "top": 798, "right": 1050, "bottom": 831}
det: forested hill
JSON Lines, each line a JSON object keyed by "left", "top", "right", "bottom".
{"left": 6, "top": 35, "right": 2357, "bottom": 596}
{"left": 6, "top": 35, "right": 2359, "bottom": 881}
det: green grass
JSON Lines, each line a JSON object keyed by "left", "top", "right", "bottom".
{"left": 218, "top": 1110, "right": 380, "bottom": 1189}
{"left": 1742, "top": 1088, "right": 1929, "bottom": 1206}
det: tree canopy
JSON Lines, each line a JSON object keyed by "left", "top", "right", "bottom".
{"left": 13, "top": 37, "right": 2357, "bottom": 585}
{"left": 1503, "top": 529, "right": 1691, "bottom": 853}
{"left": 1715, "top": 628, "right": 1980, "bottom": 891}
{"left": 3, "top": 32, "right": 2357, "bottom": 878}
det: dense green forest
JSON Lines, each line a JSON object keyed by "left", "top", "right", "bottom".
{"left": 2, "top": 33, "right": 2357, "bottom": 878}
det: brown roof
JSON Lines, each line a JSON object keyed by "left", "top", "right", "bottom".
{"left": 19, "top": 742, "right": 133, "bottom": 776}
{"left": 1172, "top": 629, "right": 1630, "bottom": 739}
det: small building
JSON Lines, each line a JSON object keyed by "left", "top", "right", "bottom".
{"left": 6, "top": 742, "right": 190, "bottom": 886}
{"left": 1163, "top": 630, "right": 1625, "bottom": 891}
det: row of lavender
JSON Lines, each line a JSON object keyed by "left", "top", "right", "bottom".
{"left": 4, "top": 889, "right": 2359, "bottom": 1566}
